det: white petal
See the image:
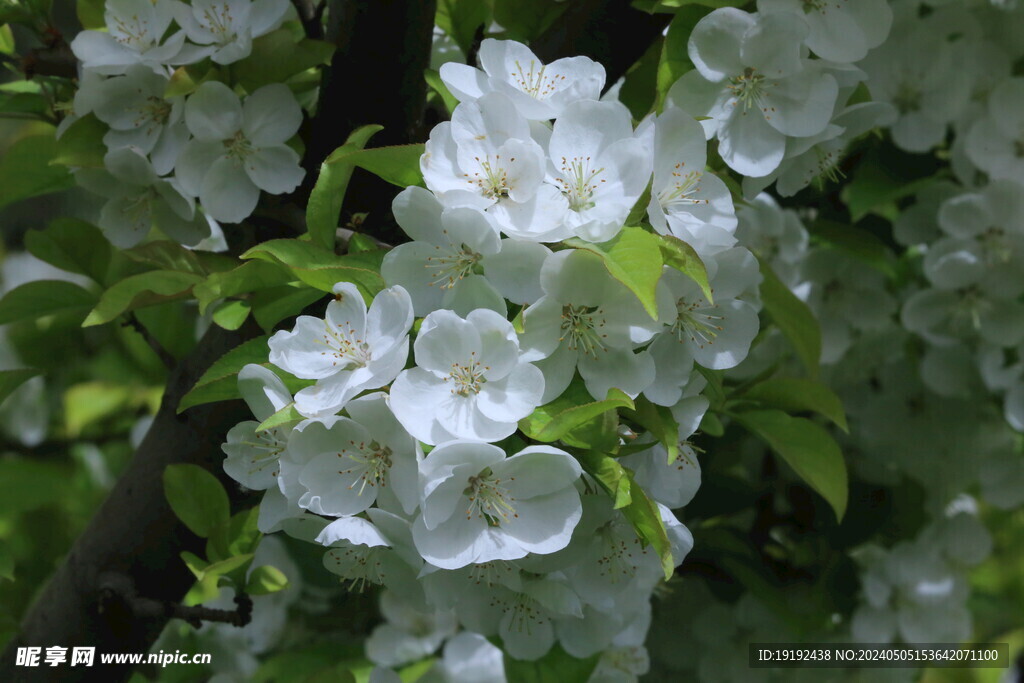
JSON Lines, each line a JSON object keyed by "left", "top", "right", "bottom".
{"left": 242, "top": 83, "right": 303, "bottom": 146}
{"left": 200, "top": 156, "right": 260, "bottom": 223}
{"left": 185, "top": 81, "right": 242, "bottom": 140}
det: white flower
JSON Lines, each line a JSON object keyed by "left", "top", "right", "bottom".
{"left": 268, "top": 282, "right": 414, "bottom": 418}
{"left": 366, "top": 590, "right": 457, "bottom": 668}
{"left": 675, "top": 8, "right": 839, "bottom": 176}
{"left": 381, "top": 187, "right": 505, "bottom": 317}
{"left": 90, "top": 64, "right": 188, "bottom": 174}
{"left": 965, "top": 77, "right": 1024, "bottom": 182}
{"left": 70, "top": 0, "right": 186, "bottom": 75}
{"left": 757, "top": 0, "right": 892, "bottom": 63}
{"left": 620, "top": 442, "right": 701, "bottom": 510}
{"left": 411, "top": 441, "right": 582, "bottom": 569}
{"left": 172, "top": 0, "right": 290, "bottom": 65}
{"left": 318, "top": 511, "right": 424, "bottom": 598}
{"left": 520, "top": 249, "right": 671, "bottom": 403}
{"left": 544, "top": 100, "right": 650, "bottom": 243}
{"left": 295, "top": 393, "right": 421, "bottom": 516}
{"left": 435, "top": 632, "right": 507, "bottom": 683}
{"left": 87, "top": 147, "right": 211, "bottom": 247}
{"left": 222, "top": 364, "right": 293, "bottom": 491}
{"left": 639, "top": 106, "right": 736, "bottom": 252}
{"left": 734, "top": 192, "right": 809, "bottom": 287}
{"left": 390, "top": 309, "right": 544, "bottom": 444}
{"left": 175, "top": 81, "right": 305, "bottom": 223}
{"left": 441, "top": 39, "right": 605, "bottom": 120}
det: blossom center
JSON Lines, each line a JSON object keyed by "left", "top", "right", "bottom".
{"left": 201, "top": 3, "right": 239, "bottom": 43}
{"left": 673, "top": 297, "right": 724, "bottom": 348}
{"left": 223, "top": 130, "right": 255, "bottom": 161}
{"left": 658, "top": 164, "right": 707, "bottom": 212}
{"left": 424, "top": 240, "right": 482, "bottom": 288}
{"left": 464, "top": 154, "right": 512, "bottom": 200}
{"left": 509, "top": 59, "right": 564, "bottom": 99}
{"left": 502, "top": 594, "right": 548, "bottom": 635}
{"left": 728, "top": 68, "right": 769, "bottom": 112}
{"left": 111, "top": 15, "right": 157, "bottom": 49}
{"left": 447, "top": 353, "right": 489, "bottom": 396}
{"left": 326, "top": 546, "right": 387, "bottom": 593}
{"left": 318, "top": 318, "right": 372, "bottom": 368}
{"left": 337, "top": 439, "right": 393, "bottom": 496}
{"left": 241, "top": 427, "right": 287, "bottom": 477}
{"left": 892, "top": 82, "right": 922, "bottom": 114}
{"left": 559, "top": 304, "right": 608, "bottom": 357}
{"left": 134, "top": 96, "right": 173, "bottom": 129}
{"left": 464, "top": 467, "right": 517, "bottom": 526}
{"left": 555, "top": 156, "right": 605, "bottom": 211}
{"left": 594, "top": 525, "right": 642, "bottom": 583}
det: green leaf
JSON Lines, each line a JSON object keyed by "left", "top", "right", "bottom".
{"left": 63, "top": 382, "right": 139, "bottom": 436}
{"left": 163, "top": 464, "right": 231, "bottom": 538}
{"left": 51, "top": 113, "right": 107, "bottom": 168}
{"left": 76, "top": 0, "right": 105, "bottom": 28}
{"left": 345, "top": 143, "right": 425, "bottom": 188}
{"left": 246, "top": 565, "right": 289, "bottom": 595}
{"left": 251, "top": 285, "right": 326, "bottom": 331}
{"left": 83, "top": 270, "right": 203, "bottom": 326}
{"left": 733, "top": 409, "right": 848, "bottom": 522}
{"left": 306, "top": 124, "right": 383, "bottom": 248}
{"left": 491, "top": 0, "right": 566, "bottom": 41}
{"left": 740, "top": 377, "right": 848, "bottom": 432}
{"left": 0, "top": 369, "right": 41, "bottom": 406}
{"left": 0, "top": 89, "right": 47, "bottom": 116}
{"left": 199, "top": 553, "right": 255, "bottom": 581}
{"left": 620, "top": 470, "right": 676, "bottom": 579}
{"left": 656, "top": 233, "right": 713, "bottom": 302}
{"left": 211, "top": 300, "right": 251, "bottom": 330}
{"left": 757, "top": 258, "right": 821, "bottom": 377}
{"left": 436, "top": 0, "right": 489, "bottom": 54}
{"left": 165, "top": 63, "right": 220, "bottom": 98}
{"left": 194, "top": 260, "right": 294, "bottom": 313}
{"left": 425, "top": 68, "right": 459, "bottom": 115}
{"left": 232, "top": 29, "right": 334, "bottom": 90}
{"left": 0, "top": 459, "right": 72, "bottom": 515}
{"left": 0, "top": 134, "right": 74, "bottom": 209}
{"left": 178, "top": 335, "right": 272, "bottom": 412}
{"left": 619, "top": 38, "right": 661, "bottom": 120}
{"left": 656, "top": 7, "right": 705, "bottom": 107}
{"left": 0, "top": 281, "right": 97, "bottom": 325}
{"left": 841, "top": 152, "right": 940, "bottom": 221}
{"left": 25, "top": 218, "right": 111, "bottom": 284}
{"left": 503, "top": 644, "right": 600, "bottom": 683}
{"left": 122, "top": 240, "right": 235, "bottom": 276}
{"left": 256, "top": 403, "right": 303, "bottom": 432}
{"left": 564, "top": 227, "right": 665, "bottom": 319}
{"left": 241, "top": 239, "right": 385, "bottom": 297}
{"left": 573, "top": 449, "right": 632, "bottom": 509}
{"left": 520, "top": 384, "right": 634, "bottom": 444}
{"left": 0, "top": 540, "right": 14, "bottom": 581}
{"left": 623, "top": 397, "right": 680, "bottom": 463}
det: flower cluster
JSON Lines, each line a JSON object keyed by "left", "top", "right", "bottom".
{"left": 218, "top": 37, "right": 764, "bottom": 670}
{"left": 67, "top": 0, "right": 305, "bottom": 245}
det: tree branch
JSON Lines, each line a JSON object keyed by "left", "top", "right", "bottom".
{"left": 530, "top": 0, "right": 669, "bottom": 90}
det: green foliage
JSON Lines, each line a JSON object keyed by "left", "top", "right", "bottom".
{"left": 739, "top": 376, "right": 848, "bottom": 432}
{"left": 83, "top": 270, "right": 204, "bottom": 327}
{"left": 76, "top": 0, "right": 105, "bottom": 29}
{"left": 0, "top": 540, "right": 13, "bottom": 581}
{"left": 211, "top": 300, "right": 252, "bottom": 330}
{"left": 733, "top": 409, "right": 848, "bottom": 522}
{"left": 519, "top": 382, "right": 634, "bottom": 448}
{"left": 307, "top": 125, "right": 425, "bottom": 249}
{"left": 251, "top": 285, "right": 326, "bottom": 331}
{"left": 163, "top": 464, "right": 231, "bottom": 538}
{"left": 620, "top": 470, "right": 676, "bottom": 579}
{"left": 656, "top": 7, "right": 705, "bottom": 108}
{"left": 0, "top": 134, "right": 74, "bottom": 209}
{"left": 574, "top": 449, "right": 632, "bottom": 509}
{"left": 623, "top": 397, "right": 681, "bottom": 463}
{"left": 436, "top": 0, "right": 489, "bottom": 54}
{"left": 51, "top": 114, "right": 107, "bottom": 168}
{"left": 811, "top": 220, "right": 896, "bottom": 277}
{"left": 0, "top": 83, "right": 48, "bottom": 118}
{"left": 503, "top": 644, "right": 600, "bottom": 683}
{"left": 232, "top": 29, "right": 335, "bottom": 91}
{"left": 246, "top": 565, "right": 289, "bottom": 595}
{"left": 656, "top": 233, "right": 714, "bottom": 302}
{"left": 491, "top": 0, "right": 566, "bottom": 42}
{"left": 619, "top": 39, "right": 662, "bottom": 120}
{"left": 757, "top": 258, "right": 821, "bottom": 377}
{"left": 425, "top": 69, "right": 460, "bottom": 115}
{"left": 564, "top": 227, "right": 665, "bottom": 319}
{"left": 0, "top": 458, "right": 72, "bottom": 515}
{"left": 25, "top": 219, "right": 112, "bottom": 284}
{"left": 240, "top": 239, "right": 385, "bottom": 297}
{"left": 0, "top": 369, "right": 41, "bottom": 406}
{"left": 193, "top": 260, "right": 294, "bottom": 314}
{"left": 841, "top": 148, "right": 941, "bottom": 221}
{"left": 256, "top": 403, "right": 303, "bottom": 432}
{"left": 0, "top": 281, "right": 97, "bottom": 326}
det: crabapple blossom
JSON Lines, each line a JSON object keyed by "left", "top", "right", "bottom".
{"left": 440, "top": 38, "right": 605, "bottom": 120}
{"left": 70, "top": 0, "right": 186, "bottom": 75}
{"left": 268, "top": 282, "right": 414, "bottom": 418}
{"left": 757, "top": 0, "right": 892, "bottom": 63}
{"left": 176, "top": 81, "right": 305, "bottom": 222}
{"left": 221, "top": 364, "right": 293, "bottom": 491}
{"left": 390, "top": 309, "right": 544, "bottom": 444}
{"left": 172, "top": 0, "right": 291, "bottom": 65}
{"left": 411, "top": 441, "right": 582, "bottom": 569}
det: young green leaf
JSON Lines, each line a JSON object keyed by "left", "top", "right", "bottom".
{"left": 83, "top": 270, "right": 203, "bottom": 327}
{"left": 246, "top": 565, "right": 290, "bottom": 595}
{"left": 620, "top": 471, "right": 676, "bottom": 579}
{"left": 25, "top": 219, "right": 111, "bottom": 284}
{"left": 240, "top": 239, "right": 385, "bottom": 297}
{"left": 564, "top": 227, "right": 665, "bottom": 319}
{"left": 306, "top": 125, "right": 383, "bottom": 249}
{"left": 232, "top": 29, "right": 335, "bottom": 90}
{"left": 0, "top": 539, "right": 14, "bottom": 581}
{"left": 51, "top": 114, "right": 107, "bottom": 168}
{"left": 163, "top": 464, "right": 231, "bottom": 538}
{"left": 757, "top": 257, "right": 821, "bottom": 378}
{"left": 740, "top": 377, "right": 848, "bottom": 432}
{"left": 193, "top": 260, "right": 294, "bottom": 314}
{"left": 0, "top": 281, "right": 97, "bottom": 326}
{"left": 251, "top": 285, "right": 327, "bottom": 332}
{"left": 0, "top": 369, "right": 41, "bottom": 406}
{"left": 573, "top": 449, "right": 632, "bottom": 509}
{"left": 519, "top": 383, "right": 635, "bottom": 444}
{"left": 211, "top": 300, "right": 252, "bottom": 330}
{"left": 256, "top": 403, "right": 304, "bottom": 432}
{"left": 0, "top": 134, "right": 74, "bottom": 210}
{"left": 733, "top": 409, "right": 848, "bottom": 522}
{"left": 656, "top": 233, "right": 713, "bottom": 302}
{"left": 623, "top": 396, "right": 681, "bottom": 463}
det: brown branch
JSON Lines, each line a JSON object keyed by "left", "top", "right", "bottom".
{"left": 98, "top": 572, "right": 253, "bottom": 630}
{"left": 123, "top": 314, "right": 176, "bottom": 371}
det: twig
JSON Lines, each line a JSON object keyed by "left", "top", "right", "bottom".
{"left": 123, "top": 314, "right": 177, "bottom": 371}
{"left": 98, "top": 572, "right": 253, "bottom": 629}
